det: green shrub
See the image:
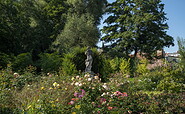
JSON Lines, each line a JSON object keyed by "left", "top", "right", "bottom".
{"left": 38, "top": 53, "right": 62, "bottom": 73}
{"left": 60, "top": 47, "right": 112, "bottom": 79}
{"left": 12, "top": 74, "right": 75, "bottom": 114}
{"left": 71, "top": 47, "right": 108, "bottom": 75}
{"left": 61, "top": 53, "right": 77, "bottom": 76}
{"left": 0, "top": 53, "right": 13, "bottom": 69}
{"left": 119, "top": 58, "right": 130, "bottom": 76}
{"left": 157, "top": 76, "right": 184, "bottom": 93}
{"left": 136, "top": 58, "right": 149, "bottom": 76}
{"left": 99, "top": 57, "right": 112, "bottom": 82}
{"left": 12, "top": 66, "right": 40, "bottom": 90}
{"left": 0, "top": 67, "right": 14, "bottom": 89}
{"left": 71, "top": 47, "right": 86, "bottom": 72}
{"left": 135, "top": 71, "right": 163, "bottom": 91}
{"left": 109, "top": 57, "right": 120, "bottom": 73}
{"left": 133, "top": 65, "right": 185, "bottom": 92}
{"left": 0, "top": 89, "right": 19, "bottom": 114}
{"left": 12, "top": 53, "right": 33, "bottom": 72}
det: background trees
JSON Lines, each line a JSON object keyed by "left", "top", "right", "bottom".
{"left": 53, "top": 14, "right": 100, "bottom": 53}
{"left": 0, "top": 0, "right": 175, "bottom": 71}
{"left": 102, "top": 0, "right": 174, "bottom": 58}
{"left": 52, "top": 0, "right": 107, "bottom": 53}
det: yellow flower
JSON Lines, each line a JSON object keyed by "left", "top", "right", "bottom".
{"left": 65, "top": 88, "right": 68, "bottom": 90}
{"left": 55, "top": 98, "right": 59, "bottom": 102}
{"left": 75, "top": 105, "right": 81, "bottom": 109}
{"left": 56, "top": 84, "right": 60, "bottom": 87}
{"left": 49, "top": 87, "right": 53, "bottom": 90}
{"left": 49, "top": 101, "right": 54, "bottom": 103}
{"left": 52, "top": 104, "right": 56, "bottom": 107}
{"left": 41, "top": 87, "right": 44, "bottom": 90}
{"left": 72, "top": 112, "right": 76, "bottom": 114}
{"left": 53, "top": 82, "right": 58, "bottom": 87}
{"left": 71, "top": 77, "right": 75, "bottom": 80}
{"left": 26, "top": 105, "right": 31, "bottom": 110}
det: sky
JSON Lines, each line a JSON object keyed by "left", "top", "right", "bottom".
{"left": 99, "top": 0, "right": 185, "bottom": 53}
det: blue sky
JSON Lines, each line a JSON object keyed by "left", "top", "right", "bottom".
{"left": 99, "top": 0, "right": 185, "bottom": 53}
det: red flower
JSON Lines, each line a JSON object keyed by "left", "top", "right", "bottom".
{"left": 71, "top": 98, "right": 79, "bottom": 101}
{"left": 122, "top": 92, "right": 128, "bottom": 97}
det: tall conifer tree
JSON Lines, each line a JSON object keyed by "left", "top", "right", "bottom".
{"left": 102, "top": 0, "right": 174, "bottom": 58}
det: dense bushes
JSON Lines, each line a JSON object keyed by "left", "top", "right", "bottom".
{"left": 61, "top": 53, "right": 77, "bottom": 76}
{"left": 0, "top": 58, "right": 185, "bottom": 113}
{"left": 38, "top": 53, "right": 62, "bottom": 73}
{"left": 12, "top": 53, "right": 33, "bottom": 72}
{"left": 60, "top": 47, "right": 112, "bottom": 79}
{"left": 0, "top": 53, "right": 13, "bottom": 69}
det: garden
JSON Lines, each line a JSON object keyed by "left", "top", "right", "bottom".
{"left": 0, "top": 0, "right": 185, "bottom": 113}
{"left": 0, "top": 47, "right": 185, "bottom": 114}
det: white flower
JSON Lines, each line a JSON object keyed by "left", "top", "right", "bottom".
{"left": 87, "top": 78, "right": 92, "bottom": 81}
{"left": 75, "top": 82, "right": 79, "bottom": 86}
{"left": 102, "top": 83, "right": 109, "bottom": 90}
{"left": 76, "top": 76, "right": 80, "bottom": 79}
{"left": 94, "top": 76, "right": 99, "bottom": 80}
{"left": 78, "top": 83, "right": 83, "bottom": 86}
{"left": 101, "top": 93, "right": 106, "bottom": 96}
{"left": 71, "top": 82, "right": 74, "bottom": 85}
{"left": 13, "top": 72, "right": 19, "bottom": 77}
{"left": 84, "top": 74, "right": 90, "bottom": 77}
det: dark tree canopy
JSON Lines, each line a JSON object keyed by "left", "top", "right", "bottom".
{"left": 52, "top": 0, "right": 107, "bottom": 53}
{"left": 0, "top": 0, "right": 68, "bottom": 57}
{"left": 102, "top": 0, "right": 174, "bottom": 58}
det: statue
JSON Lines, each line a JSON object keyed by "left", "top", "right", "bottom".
{"left": 85, "top": 47, "right": 93, "bottom": 73}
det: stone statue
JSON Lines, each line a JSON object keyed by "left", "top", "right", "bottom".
{"left": 85, "top": 47, "right": 93, "bottom": 73}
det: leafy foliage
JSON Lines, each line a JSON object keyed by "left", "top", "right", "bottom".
{"left": 38, "top": 53, "right": 62, "bottom": 73}
{"left": 61, "top": 53, "right": 78, "bottom": 76}
{"left": 177, "top": 37, "right": 185, "bottom": 68}
{"left": 67, "top": 0, "right": 107, "bottom": 25}
{"left": 109, "top": 57, "right": 120, "bottom": 73}
{"left": 12, "top": 53, "right": 33, "bottom": 72}
{"left": 53, "top": 14, "right": 100, "bottom": 53}
{"left": 0, "top": 53, "right": 13, "bottom": 69}
{"left": 102, "top": 0, "right": 174, "bottom": 57}
{"left": 119, "top": 58, "right": 131, "bottom": 76}
{"left": 136, "top": 58, "right": 149, "bottom": 76}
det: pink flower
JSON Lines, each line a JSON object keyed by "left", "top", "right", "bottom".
{"left": 81, "top": 89, "right": 86, "bottom": 95}
{"left": 74, "top": 92, "right": 78, "bottom": 97}
{"left": 78, "top": 94, "right": 84, "bottom": 98}
{"left": 108, "top": 106, "right": 113, "bottom": 110}
{"left": 74, "top": 89, "right": 86, "bottom": 98}
{"left": 100, "top": 98, "right": 106, "bottom": 104}
{"left": 116, "top": 91, "right": 122, "bottom": 96}
{"left": 68, "top": 100, "right": 75, "bottom": 105}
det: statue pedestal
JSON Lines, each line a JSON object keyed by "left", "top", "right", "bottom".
{"left": 85, "top": 71, "right": 94, "bottom": 75}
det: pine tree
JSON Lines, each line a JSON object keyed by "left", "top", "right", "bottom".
{"left": 102, "top": 0, "right": 174, "bottom": 58}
